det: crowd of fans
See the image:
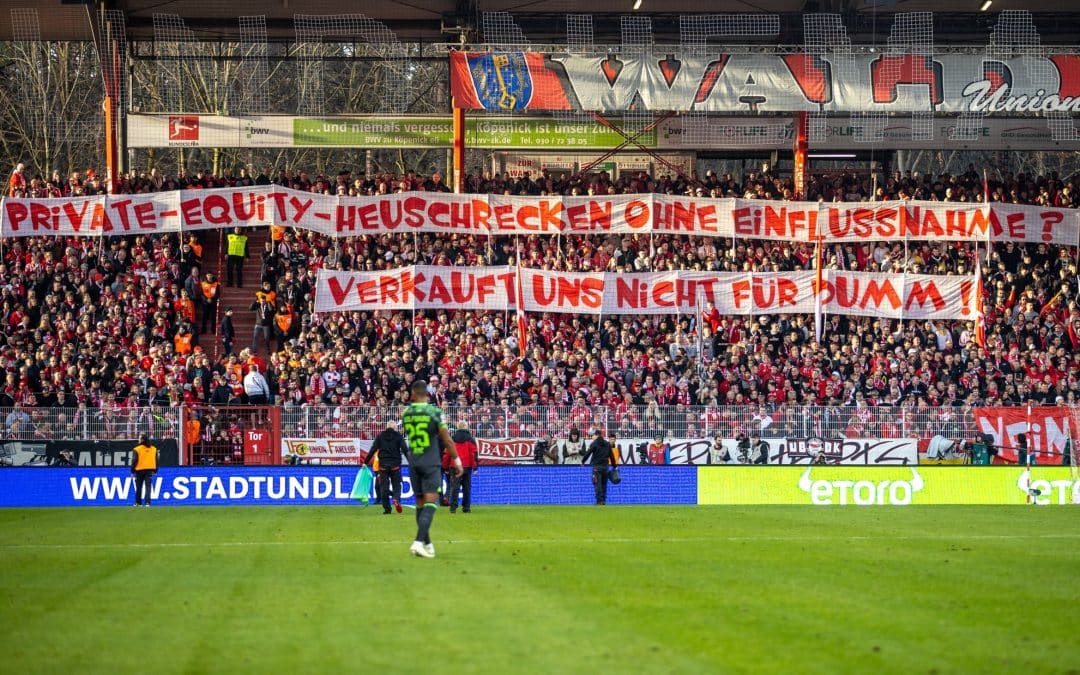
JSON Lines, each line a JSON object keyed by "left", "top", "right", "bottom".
{"left": 3, "top": 161, "right": 1080, "bottom": 442}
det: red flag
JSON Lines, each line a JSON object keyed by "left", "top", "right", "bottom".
{"left": 974, "top": 253, "right": 986, "bottom": 349}
{"left": 514, "top": 242, "right": 527, "bottom": 358}
{"left": 814, "top": 240, "right": 824, "bottom": 344}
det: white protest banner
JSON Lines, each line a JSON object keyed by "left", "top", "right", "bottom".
{"left": 4, "top": 188, "right": 1077, "bottom": 244}
{"left": 317, "top": 267, "right": 976, "bottom": 320}
{"left": 315, "top": 266, "right": 517, "bottom": 313}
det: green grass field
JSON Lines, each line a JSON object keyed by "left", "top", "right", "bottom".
{"left": 1, "top": 506, "right": 1078, "bottom": 674}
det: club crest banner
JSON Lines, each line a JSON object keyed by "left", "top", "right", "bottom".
{"left": 451, "top": 51, "right": 1080, "bottom": 114}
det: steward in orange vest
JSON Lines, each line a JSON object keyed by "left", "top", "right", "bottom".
{"left": 131, "top": 435, "right": 159, "bottom": 507}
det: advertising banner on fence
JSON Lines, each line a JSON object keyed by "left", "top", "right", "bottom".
{"left": 697, "top": 466, "right": 1080, "bottom": 505}
{"left": 971, "top": 407, "right": 1073, "bottom": 464}
{"left": 477, "top": 438, "right": 536, "bottom": 464}
{"left": 0, "top": 466, "right": 698, "bottom": 507}
{"left": 0, "top": 439, "right": 180, "bottom": 467}
{"left": 281, "top": 438, "right": 370, "bottom": 465}
{"left": 129, "top": 114, "right": 645, "bottom": 150}
{"left": 130, "top": 114, "right": 1080, "bottom": 151}
{"left": 451, "top": 51, "right": 1080, "bottom": 115}
{"left": 4, "top": 187, "right": 1078, "bottom": 245}
{"left": 315, "top": 266, "right": 977, "bottom": 319}
{"left": 608, "top": 437, "right": 917, "bottom": 465}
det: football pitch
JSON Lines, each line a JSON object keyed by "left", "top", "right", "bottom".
{"left": 1, "top": 506, "right": 1077, "bottom": 674}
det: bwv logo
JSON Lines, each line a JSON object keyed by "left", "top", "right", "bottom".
{"left": 246, "top": 125, "right": 271, "bottom": 137}
{"left": 798, "top": 467, "right": 924, "bottom": 505}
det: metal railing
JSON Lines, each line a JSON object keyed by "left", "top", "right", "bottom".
{"left": 280, "top": 404, "right": 982, "bottom": 441}
{"left": 4, "top": 404, "right": 1069, "bottom": 445}
{"left": 0, "top": 407, "right": 180, "bottom": 442}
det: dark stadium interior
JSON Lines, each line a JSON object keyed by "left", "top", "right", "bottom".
{"left": 3, "top": 0, "right": 1080, "bottom": 43}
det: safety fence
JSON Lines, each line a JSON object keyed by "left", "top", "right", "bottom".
{"left": 277, "top": 403, "right": 983, "bottom": 442}
{"left": 0, "top": 406, "right": 179, "bottom": 444}
{"left": 2, "top": 404, "right": 1077, "bottom": 466}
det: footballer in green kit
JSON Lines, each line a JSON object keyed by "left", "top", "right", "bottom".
{"left": 402, "top": 379, "right": 462, "bottom": 558}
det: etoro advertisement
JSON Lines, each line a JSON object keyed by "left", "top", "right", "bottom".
{"left": 697, "top": 467, "right": 1080, "bottom": 505}
{"left": 1, "top": 466, "right": 1077, "bottom": 507}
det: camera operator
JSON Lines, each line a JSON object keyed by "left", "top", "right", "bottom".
{"left": 710, "top": 435, "right": 731, "bottom": 464}
{"left": 533, "top": 432, "right": 557, "bottom": 465}
{"left": 559, "top": 428, "right": 585, "bottom": 464}
{"left": 736, "top": 435, "right": 751, "bottom": 464}
{"left": 1016, "top": 433, "right": 1031, "bottom": 467}
{"left": 749, "top": 435, "right": 770, "bottom": 465}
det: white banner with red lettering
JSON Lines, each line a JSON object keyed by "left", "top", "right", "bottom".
{"left": 281, "top": 437, "right": 371, "bottom": 465}
{"left": 315, "top": 266, "right": 977, "bottom": 319}
{"left": 2, "top": 187, "right": 1077, "bottom": 245}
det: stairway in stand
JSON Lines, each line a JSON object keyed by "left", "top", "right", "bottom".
{"left": 200, "top": 228, "right": 272, "bottom": 358}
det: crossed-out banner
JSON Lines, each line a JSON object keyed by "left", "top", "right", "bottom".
{"left": 971, "top": 406, "right": 1074, "bottom": 463}
{"left": 451, "top": 51, "right": 1080, "bottom": 114}
{"left": 3, "top": 187, "right": 1078, "bottom": 245}
{"left": 315, "top": 266, "right": 977, "bottom": 319}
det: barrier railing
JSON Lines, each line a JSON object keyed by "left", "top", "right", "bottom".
{"left": 0, "top": 404, "right": 1008, "bottom": 443}
{"left": 1, "top": 406, "right": 180, "bottom": 442}
{"left": 4, "top": 404, "right": 1075, "bottom": 467}
{"left": 279, "top": 404, "right": 983, "bottom": 442}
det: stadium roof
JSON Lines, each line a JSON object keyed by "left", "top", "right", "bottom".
{"left": 1, "top": 0, "right": 1079, "bottom": 44}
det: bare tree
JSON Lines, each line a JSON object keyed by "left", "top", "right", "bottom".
{"left": 0, "top": 40, "right": 104, "bottom": 178}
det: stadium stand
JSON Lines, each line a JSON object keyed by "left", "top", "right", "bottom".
{"left": 3, "top": 161, "right": 1078, "bottom": 446}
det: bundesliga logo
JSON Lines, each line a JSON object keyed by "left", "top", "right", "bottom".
{"left": 168, "top": 116, "right": 199, "bottom": 142}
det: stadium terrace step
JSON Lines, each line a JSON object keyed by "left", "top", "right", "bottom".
{"left": 200, "top": 227, "right": 272, "bottom": 358}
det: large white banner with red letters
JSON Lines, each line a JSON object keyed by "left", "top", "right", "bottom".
{"left": 3, "top": 187, "right": 1078, "bottom": 245}
{"left": 315, "top": 266, "right": 977, "bottom": 319}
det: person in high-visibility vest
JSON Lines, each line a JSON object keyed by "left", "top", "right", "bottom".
{"left": 184, "top": 417, "right": 201, "bottom": 464}
{"left": 131, "top": 434, "right": 159, "bottom": 507}
{"left": 226, "top": 227, "right": 248, "bottom": 288}
{"left": 173, "top": 323, "right": 194, "bottom": 356}
{"left": 199, "top": 273, "right": 220, "bottom": 335}
{"left": 274, "top": 303, "right": 295, "bottom": 347}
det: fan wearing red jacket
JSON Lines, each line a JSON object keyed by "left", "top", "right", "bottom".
{"left": 444, "top": 421, "right": 478, "bottom": 513}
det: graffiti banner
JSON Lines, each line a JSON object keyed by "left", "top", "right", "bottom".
{"left": 451, "top": 51, "right": 1080, "bottom": 114}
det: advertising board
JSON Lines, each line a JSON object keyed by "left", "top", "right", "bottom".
{"left": 0, "top": 466, "right": 698, "bottom": 507}
{"left": 697, "top": 466, "right": 1080, "bottom": 505}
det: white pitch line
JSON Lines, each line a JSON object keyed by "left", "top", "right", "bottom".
{"left": 2, "top": 533, "right": 1080, "bottom": 550}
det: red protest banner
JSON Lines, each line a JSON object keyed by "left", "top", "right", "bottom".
{"left": 972, "top": 407, "right": 1074, "bottom": 464}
